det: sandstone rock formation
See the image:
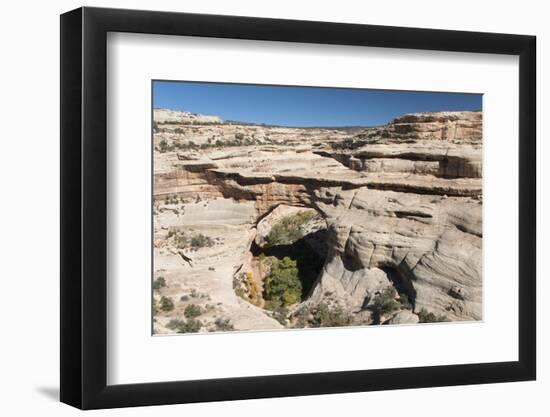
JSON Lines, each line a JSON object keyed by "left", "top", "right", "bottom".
{"left": 358, "top": 111, "right": 482, "bottom": 143}
{"left": 154, "top": 108, "right": 223, "bottom": 124}
{"left": 152, "top": 110, "right": 483, "bottom": 334}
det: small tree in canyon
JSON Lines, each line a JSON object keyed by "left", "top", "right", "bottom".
{"left": 264, "top": 257, "right": 302, "bottom": 306}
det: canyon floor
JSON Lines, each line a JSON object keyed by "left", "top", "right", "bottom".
{"left": 152, "top": 109, "right": 483, "bottom": 334}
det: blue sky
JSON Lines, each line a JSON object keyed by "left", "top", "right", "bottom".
{"left": 153, "top": 81, "right": 482, "bottom": 127}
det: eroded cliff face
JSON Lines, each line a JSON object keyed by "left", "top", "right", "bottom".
{"left": 152, "top": 111, "right": 482, "bottom": 333}
{"left": 359, "top": 111, "right": 482, "bottom": 143}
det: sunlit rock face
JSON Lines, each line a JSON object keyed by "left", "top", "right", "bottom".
{"left": 153, "top": 110, "right": 483, "bottom": 333}
{"left": 310, "top": 187, "right": 482, "bottom": 322}
{"left": 361, "top": 111, "right": 482, "bottom": 143}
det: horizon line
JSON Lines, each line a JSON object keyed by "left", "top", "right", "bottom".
{"left": 153, "top": 107, "right": 483, "bottom": 129}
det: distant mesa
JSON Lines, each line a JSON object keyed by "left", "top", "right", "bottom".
{"left": 153, "top": 108, "right": 223, "bottom": 124}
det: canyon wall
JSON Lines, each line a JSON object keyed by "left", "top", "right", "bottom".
{"left": 153, "top": 110, "right": 483, "bottom": 332}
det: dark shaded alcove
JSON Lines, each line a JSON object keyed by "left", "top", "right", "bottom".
{"left": 250, "top": 228, "right": 328, "bottom": 299}
{"left": 381, "top": 266, "right": 417, "bottom": 306}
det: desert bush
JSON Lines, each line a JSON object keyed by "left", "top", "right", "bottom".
{"left": 418, "top": 308, "right": 448, "bottom": 323}
{"left": 174, "top": 128, "right": 184, "bottom": 134}
{"left": 184, "top": 304, "right": 203, "bottom": 319}
{"left": 159, "top": 296, "right": 174, "bottom": 312}
{"left": 177, "top": 319, "right": 202, "bottom": 333}
{"left": 166, "top": 319, "right": 184, "bottom": 330}
{"left": 214, "top": 318, "right": 234, "bottom": 331}
{"left": 291, "top": 307, "right": 310, "bottom": 328}
{"left": 310, "top": 303, "right": 353, "bottom": 328}
{"left": 371, "top": 287, "right": 401, "bottom": 317}
{"left": 174, "top": 232, "right": 189, "bottom": 249}
{"left": 190, "top": 233, "right": 214, "bottom": 248}
{"left": 264, "top": 257, "right": 302, "bottom": 306}
{"left": 235, "top": 132, "right": 244, "bottom": 140}
{"left": 168, "top": 230, "right": 213, "bottom": 250}
{"left": 153, "top": 276, "right": 166, "bottom": 290}
{"left": 163, "top": 194, "right": 178, "bottom": 205}
{"left": 266, "top": 211, "right": 317, "bottom": 246}
{"left": 331, "top": 138, "right": 355, "bottom": 149}
{"left": 267, "top": 223, "right": 302, "bottom": 246}
{"left": 264, "top": 300, "right": 289, "bottom": 325}
{"left": 398, "top": 293, "right": 412, "bottom": 309}
{"left": 158, "top": 139, "right": 176, "bottom": 153}
{"left": 311, "top": 302, "right": 330, "bottom": 325}
{"left": 168, "top": 318, "right": 202, "bottom": 333}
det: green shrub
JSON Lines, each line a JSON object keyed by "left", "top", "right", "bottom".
{"left": 310, "top": 303, "right": 353, "bottom": 328}
{"left": 267, "top": 224, "right": 302, "bottom": 246}
{"left": 190, "top": 233, "right": 214, "bottom": 248}
{"left": 372, "top": 287, "right": 401, "bottom": 317}
{"left": 418, "top": 308, "right": 448, "bottom": 323}
{"left": 167, "top": 318, "right": 202, "bottom": 333}
{"left": 398, "top": 293, "right": 412, "bottom": 309}
{"left": 266, "top": 211, "right": 317, "bottom": 246}
{"left": 184, "top": 304, "right": 203, "bottom": 319}
{"left": 177, "top": 319, "right": 202, "bottom": 333}
{"left": 264, "top": 257, "right": 302, "bottom": 306}
{"left": 159, "top": 296, "right": 174, "bottom": 312}
{"left": 153, "top": 276, "right": 166, "bottom": 290}
{"left": 264, "top": 300, "right": 289, "bottom": 325}
{"left": 158, "top": 139, "right": 175, "bottom": 153}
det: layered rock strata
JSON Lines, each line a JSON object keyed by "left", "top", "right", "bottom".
{"left": 152, "top": 110, "right": 483, "bottom": 333}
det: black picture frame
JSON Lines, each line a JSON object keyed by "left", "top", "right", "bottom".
{"left": 60, "top": 6, "right": 536, "bottom": 410}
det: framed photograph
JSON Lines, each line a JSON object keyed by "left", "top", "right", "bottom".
{"left": 60, "top": 6, "right": 536, "bottom": 409}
